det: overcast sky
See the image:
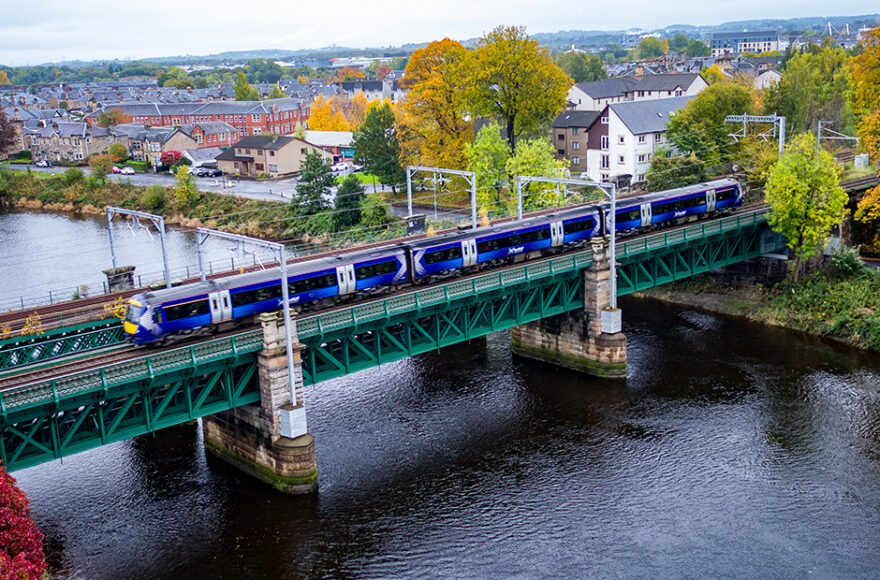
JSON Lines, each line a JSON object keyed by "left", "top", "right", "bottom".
{"left": 1, "top": 0, "right": 878, "bottom": 66}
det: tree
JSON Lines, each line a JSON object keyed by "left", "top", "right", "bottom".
{"left": 397, "top": 38, "right": 473, "bottom": 168}
{"left": 0, "top": 71, "right": 10, "bottom": 85}
{"left": 234, "top": 71, "right": 259, "bottom": 101}
{"left": 159, "top": 150, "right": 182, "bottom": 168}
{"left": 466, "top": 26, "right": 571, "bottom": 152}
{"left": 291, "top": 150, "right": 334, "bottom": 216}
{"left": 765, "top": 133, "right": 848, "bottom": 281}
{"left": 700, "top": 64, "right": 726, "bottom": 85}
{"left": 665, "top": 81, "right": 756, "bottom": 164}
{"left": 359, "top": 194, "right": 391, "bottom": 228}
{"left": 95, "top": 108, "right": 131, "bottom": 128}
{"left": 556, "top": 51, "right": 606, "bottom": 84}
{"left": 376, "top": 64, "right": 392, "bottom": 80}
{"left": 307, "top": 95, "right": 351, "bottom": 131}
{"left": 645, "top": 151, "right": 707, "bottom": 191}
{"left": 686, "top": 40, "right": 711, "bottom": 57}
{"left": 669, "top": 33, "right": 690, "bottom": 52}
{"left": 173, "top": 165, "right": 199, "bottom": 208}
{"left": 0, "top": 464, "right": 47, "bottom": 579}
{"left": 268, "top": 85, "right": 285, "bottom": 99}
{"left": 107, "top": 142, "right": 128, "bottom": 163}
{"left": 465, "top": 122, "right": 511, "bottom": 205}
{"left": 762, "top": 45, "right": 852, "bottom": 134}
{"left": 505, "top": 138, "right": 569, "bottom": 210}
{"left": 334, "top": 174, "right": 366, "bottom": 230}
{"left": 0, "top": 110, "right": 15, "bottom": 157}
{"left": 633, "top": 37, "right": 669, "bottom": 60}
{"left": 62, "top": 166, "right": 85, "bottom": 186}
{"left": 88, "top": 154, "right": 114, "bottom": 183}
{"left": 352, "top": 102, "right": 405, "bottom": 193}
{"left": 851, "top": 26, "right": 880, "bottom": 225}
{"left": 336, "top": 67, "right": 365, "bottom": 82}
{"left": 245, "top": 58, "right": 283, "bottom": 83}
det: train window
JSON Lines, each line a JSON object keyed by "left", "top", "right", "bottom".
{"left": 232, "top": 284, "right": 282, "bottom": 307}
{"left": 654, "top": 194, "right": 706, "bottom": 215}
{"left": 478, "top": 227, "right": 550, "bottom": 253}
{"left": 355, "top": 260, "right": 398, "bottom": 280}
{"left": 616, "top": 208, "right": 640, "bottom": 223}
{"left": 563, "top": 217, "right": 595, "bottom": 235}
{"left": 716, "top": 188, "right": 735, "bottom": 202}
{"left": 164, "top": 299, "right": 210, "bottom": 322}
{"left": 125, "top": 304, "right": 142, "bottom": 324}
{"left": 289, "top": 273, "right": 337, "bottom": 295}
{"left": 424, "top": 246, "right": 462, "bottom": 265}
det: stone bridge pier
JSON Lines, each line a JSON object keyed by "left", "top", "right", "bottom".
{"left": 203, "top": 312, "right": 318, "bottom": 493}
{"left": 511, "top": 237, "right": 627, "bottom": 378}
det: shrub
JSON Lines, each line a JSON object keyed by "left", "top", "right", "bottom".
{"left": 0, "top": 464, "right": 48, "bottom": 579}
{"left": 829, "top": 245, "right": 866, "bottom": 278}
{"left": 141, "top": 184, "right": 167, "bottom": 211}
{"left": 124, "top": 160, "right": 148, "bottom": 172}
{"left": 62, "top": 167, "right": 85, "bottom": 187}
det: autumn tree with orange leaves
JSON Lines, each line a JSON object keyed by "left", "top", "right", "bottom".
{"left": 852, "top": 26, "right": 880, "bottom": 226}
{"left": 397, "top": 38, "right": 473, "bottom": 169}
{"left": 307, "top": 93, "right": 370, "bottom": 132}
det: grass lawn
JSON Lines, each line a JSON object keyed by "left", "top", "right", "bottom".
{"left": 336, "top": 172, "right": 380, "bottom": 185}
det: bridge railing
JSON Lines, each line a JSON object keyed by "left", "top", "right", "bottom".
{"left": 0, "top": 331, "right": 263, "bottom": 413}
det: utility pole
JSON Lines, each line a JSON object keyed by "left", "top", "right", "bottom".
{"left": 816, "top": 120, "right": 859, "bottom": 152}
{"left": 725, "top": 114, "right": 786, "bottom": 155}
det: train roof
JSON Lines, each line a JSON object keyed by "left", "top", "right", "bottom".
{"left": 614, "top": 178, "right": 740, "bottom": 209}
{"left": 407, "top": 204, "right": 602, "bottom": 250}
{"left": 136, "top": 243, "right": 409, "bottom": 303}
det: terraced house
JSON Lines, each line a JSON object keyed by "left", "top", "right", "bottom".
{"left": 30, "top": 122, "right": 112, "bottom": 163}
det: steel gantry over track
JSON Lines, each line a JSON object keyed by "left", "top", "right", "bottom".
{"left": 0, "top": 208, "right": 785, "bottom": 471}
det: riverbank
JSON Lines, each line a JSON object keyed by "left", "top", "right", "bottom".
{"left": 634, "top": 264, "right": 880, "bottom": 351}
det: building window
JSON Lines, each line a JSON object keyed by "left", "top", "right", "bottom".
{"left": 269, "top": 164, "right": 277, "bottom": 172}
{"left": 638, "top": 135, "right": 646, "bottom": 144}
{"left": 654, "top": 132, "right": 662, "bottom": 143}
{"left": 558, "top": 149, "right": 565, "bottom": 155}
{"left": 618, "top": 135, "right": 625, "bottom": 144}
{"left": 251, "top": 115, "right": 260, "bottom": 122}
{"left": 572, "top": 142, "right": 580, "bottom": 150}
{"left": 675, "top": 90, "right": 683, "bottom": 96}
{"left": 557, "top": 134, "right": 564, "bottom": 141}
{"left": 600, "top": 135, "right": 608, "bottom": 150}
{"left": 572, "top": 127, "right": 579, "bottom": 135}
{"left": 600, "top": 155, "right": 609, "bottom": 169}
{"left": 638, "top": 154, "right": 646, "bottom": 163}
{"left": 270, "top": 151, "right": 275, "bottom": 156}
{"left": 638, "top": 174, "right": 645, "bottom": 182}
{"left": 572, "top": 157, "right": 580, "bottom": 165}
{"left": 256, "top": 163, "right": 264, "bottom": 171}
{"left": 601, "top": 116, "right": 608, "bottom": 124}
{"left": 618, "top": 155, "right": 625, "bottom": 164}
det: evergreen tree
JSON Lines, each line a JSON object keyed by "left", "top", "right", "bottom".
{"left": 291, "top": 150, "right": 334, "bottom": 216}
{"left": 334, "top": 174, "right": 366, "bottom": 231}
{"left": 352, "top": 102, "right": 405, "bottom": 193}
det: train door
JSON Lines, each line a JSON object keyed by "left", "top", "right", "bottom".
{"left": 336, "top": 264, "right": 356, "bottom": 295}
{"left": 640, "top": 203, "right": 652, "bottom": 227}
{"left": 461, "top": 239, "right": 478, "bottom": 267}
{"left": 550, "top": 221, "right": 564, "bottom": 247}
{"left": 208, "top": 290, "right": 233, "bottom": 323}
{"left": 706, "top": 189, "right": 716, "bottom": 212}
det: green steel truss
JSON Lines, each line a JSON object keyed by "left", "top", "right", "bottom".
{"left": 0, "top": 323, "right": 125, "bottom": 372}
{"left": 0, "top": 333, "right": 263, "bottom": 470}
{"left": 1, "top": 208, "right": 783, "bottom": 470}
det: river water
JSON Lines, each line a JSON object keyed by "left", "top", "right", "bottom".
{"left": 6, "top": 210, "right": 880, "bottom": 578}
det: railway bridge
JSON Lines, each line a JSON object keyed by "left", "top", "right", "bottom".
{"left": 0, "top": 208, "right": 785, "bottom": 491}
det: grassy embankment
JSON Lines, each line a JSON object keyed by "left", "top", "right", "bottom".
{"left": 638, "top": 258, "right": 880, "bottom": 351}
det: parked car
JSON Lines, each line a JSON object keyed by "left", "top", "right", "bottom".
{"left": 350, "top": 163, "right": 363, "bottom": 172}
{"left": 330, "top": 162, "right": 348, "bottom": 172}
{"left": 202, "top": 168, "right": 223, "bottom": 177}
{"left": 35, "top": 160, "right": 51, "bottom": 167}
{"left": 112, "top": 166, "right": 121, "bottom": 174}
{"left": 119, "top": 166, "right": 135, "bottom": 175}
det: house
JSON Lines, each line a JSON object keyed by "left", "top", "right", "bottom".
{"left": 567, "top": 74, "right": 706, "bottom": 112}
{"left": 179, "top": 121, "right": 238, "bottom": 148}
{"left": 29, "top": 122, "right": 112, "bottom": 163}
{"left": 302, "top": 130, "right": 354, "bottom": 162}
{"left": 753, "top": 69, "right": 782, "bottom": 90}
{"left": 581, "top": 96, "right": 693, "bottom": 184}
{"left": 552, "top": 110, "right": 601, "bottom": 176}
{"left": 183, "top": 147, "right": 223, "bottom": 168}
{"left": 141, "top": 128, "right": 198, "bottom": 169}
{"left": 215, "top": 135, "right": 324, "bottom": 177}
{"left": 711, "top": 31, "right": 779, "bottom": 57}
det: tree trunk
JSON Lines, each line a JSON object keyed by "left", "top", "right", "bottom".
{"left": 507, "top": 117, "right": 516, "bottom": 153}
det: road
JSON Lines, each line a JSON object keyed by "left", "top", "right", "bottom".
{"left": 9, "top": 163, "right": 469, "bottom": 220}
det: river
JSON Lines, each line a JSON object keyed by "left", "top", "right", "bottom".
{"left": 5, "top": 210, "right": 880, "bottom": 578}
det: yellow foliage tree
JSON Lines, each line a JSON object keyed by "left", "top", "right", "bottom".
{"left": 307, "top": 95, "right": 350, "bottom": 131}
{"left": 852, "top": 26, "right": 880, "bottom": 224}
{"left": 0, "top": 71, "right": 10, "bottom": 85}
{"left": 397, "top": 38, "right": 473, "bottom": 169}
{"left": 347, "top": 92, "right": 368, "bottom": 131}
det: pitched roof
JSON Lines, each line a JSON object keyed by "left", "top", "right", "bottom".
{"left": 552, "top": 110, "right": 601, "bottom": 129}
{"left": 609, "top": 96, "right": 693, "bottom": 135}
{"left": 632, "top": 73, "right": 704, "bottom": 92}
{"left": 231, "top": 135, "right": 296, "bottom": 150}
{"left": 303, "top": 130, "right": 353, "bottom": 147}
{"left": 573, "top": 78, "right": 638, "bottom": 99}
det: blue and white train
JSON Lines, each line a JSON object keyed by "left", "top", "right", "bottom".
{"left": 123, "top": 178, "right": 742, "bottom": 344}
